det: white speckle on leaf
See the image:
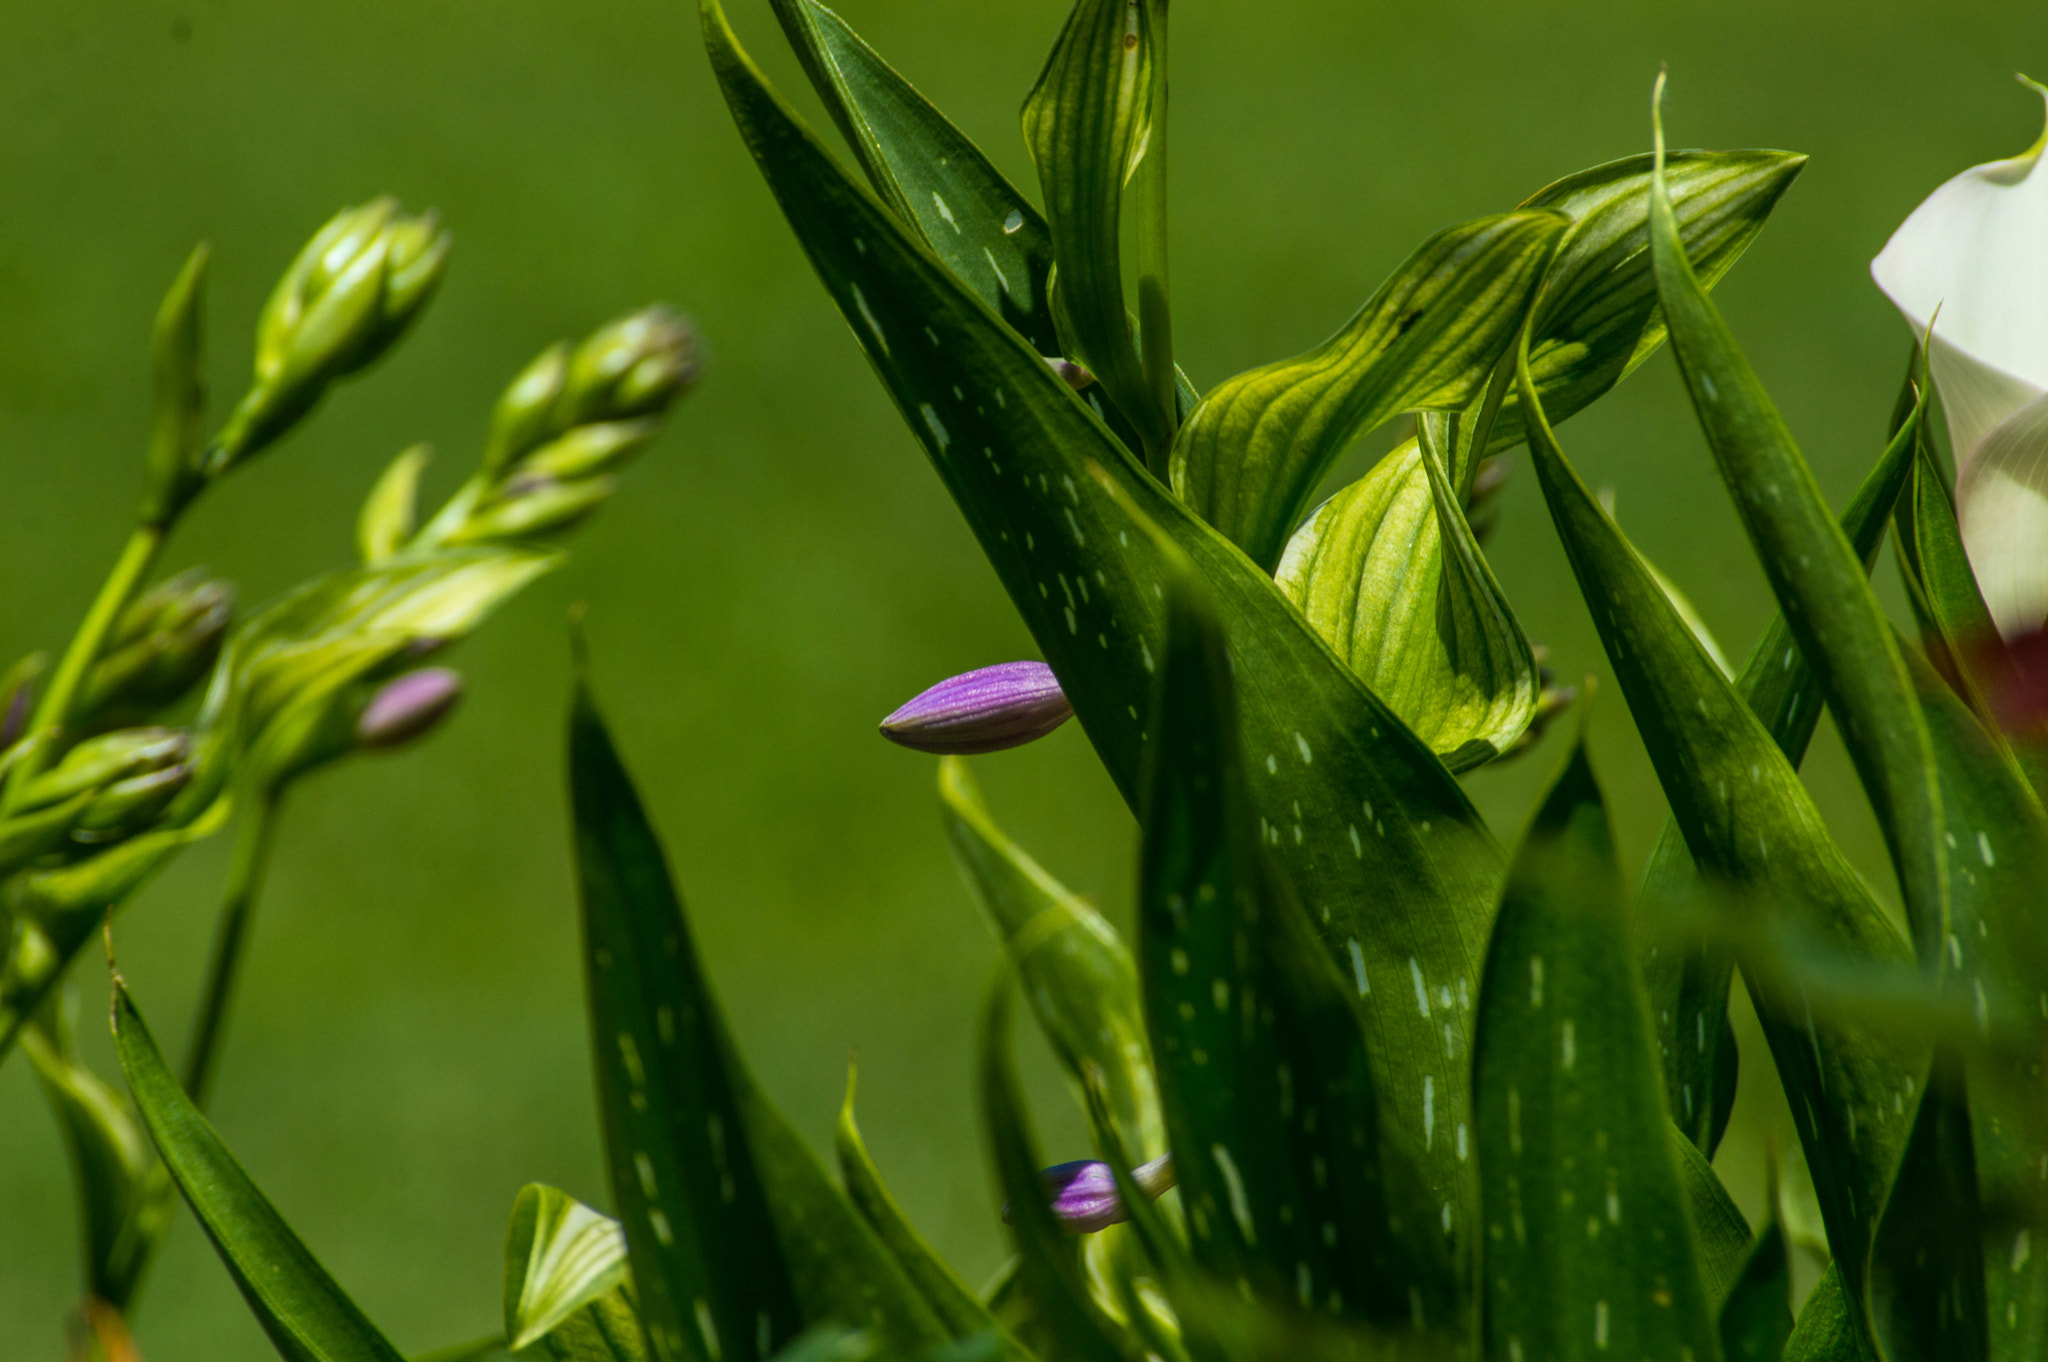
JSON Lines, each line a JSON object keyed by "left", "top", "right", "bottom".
{"left": 1424, "top": 1075, "right": 1436, "bottom": 1149}
{"left": 850, "top": 285, "right": 888, "bottom": 355}
{"left": 1980, "top": 831, "right": 1997, "bottom": 867}
{"left": 1561, "top": 1020, "right": 1577, "bottom": 1070}
{"left": 932, "top": 191, "right": 959, "bottom": 229}
{"left": 920, "top": 404, "right": 950, "bottom": 451}
{"left": 1003, "top": 209, "right": 1025, "bottom": 234}
{"left": 1348, "top": 938, "right": 1369, "bottom": 995}
{"left": 1411, "top": 959, "right": 1430, "bottom": 1017}
{"left": 1530, "top": 956, "right": 1544, "bottom": 1007}
{"left": 1212, "top": 1144, "right": 1256, "bottom": 1244}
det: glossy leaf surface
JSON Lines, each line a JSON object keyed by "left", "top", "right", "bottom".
{"left": 504, "top": 1184, "right": 631, "bottom": 1351}
{"left": 1474, "top": 740, "right": 1720, "bottom": 1362}
{"left": 111, "top": 975, "right": 405, "bottom": 1362}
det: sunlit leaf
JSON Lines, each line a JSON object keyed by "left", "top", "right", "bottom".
{"left": 110, "top": 972, "right": 406, "bottom": 1362}
{"left": 939, "top": 757, "right": 1160, "bottom": 1160}
{"left": 504, "top": 1184, "right": 632, "bottom": 1351}
{"left": 703, "top": 0, "right": 1506, "bottom": 1255}
{"left": 570, "top": 682, "right": 947, "bottom": 1362}
{"left": 1137, "top": 542, "right": 1456, "bottom": 1330}
{"left": 1474, "top": 739, "right": 1720, "bottom": 1362}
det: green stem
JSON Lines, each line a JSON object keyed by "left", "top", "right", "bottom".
{"left": 8, "top": 525, "right": 167, "bottom": 794}
{"left": 180, "top": 789, "right": 282, "bottom": 1106}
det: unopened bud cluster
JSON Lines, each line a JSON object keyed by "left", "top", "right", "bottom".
{"left": 0, "top": 727, "right": 192, "bottom": 875}
{"left": 79, "top": 569, "right": 233, "bottom": 729}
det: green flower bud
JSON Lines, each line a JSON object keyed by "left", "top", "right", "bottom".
{"left": 140, "top": 244, "right": 211, "bottom": 527}
{"left": 518, "top": 419, "right": 661, "bottom": 482}
{"left": 445, "top": 476, "right": 616, "bottom": 546}
{"left": 212, "top": 198, "right": 453, "bottom": 471}
{"left": 69, "top": 764, "right": 192, "bottom": 842}
{"left": 555, "top": 306, "right": 699, "bottom": 429}
{"left": 483, "top": 343, "right": 570, "bottom": 477}
{"left": 79, "top": 569, "right": 234, "bottom": 729}
{"left": 13, "top": 728, "right": 188, "bottom": 815}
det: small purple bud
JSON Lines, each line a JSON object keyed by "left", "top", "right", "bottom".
{"left": 879, "top": 662, "right": 1072, "bottom": 755}
{"left": 356, "top": 668, "right": 463, "bottom": 749}
{"left": 1008, "top": 1153, "right": 1176, "bottom": 1234}
{"left": 1043, "top": 356, "right": 1096, "bottom": 391}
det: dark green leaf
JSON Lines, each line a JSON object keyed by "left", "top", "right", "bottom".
{"left": 1674, "top": 1129, "right": 1756, "bottom": 1302}
{"left": 110, "top": 973, "right": 406, "bottom": 1362}
{"left": 1649, "top": 93, "right": 1948, "bottom": 967}
{"left": 1138, "top": 545, "right": 1455, "bottom": 1330}
{"left": 1518, "top": 335, "right": 1921, "bottom": 1346}
{"left": 1719, "top": 1219, "right": 1793, "bottom": 1362}
{"left": 703, "top": 0, "right": 1507, "bottom": 1255}
{"left": 570, "top": 683, "right": 947, "bottom": 1362}
{"left": 540, "top": 1293, "right": 651, "bottom": 1362}
{"left": 1473, "top": 739, "right": 1720, "bottom": 1362}
{"left": 939, "top": 757, "right": 1160, "bottom": 1161}
{"left": 1021, "top": 0, "right": 1169, "bottom": 458}
{"left": 1870, "top": 1052, "right": 1988, "bottom": 1362}
{"left": 764, "top": 0, "right": 1059, "bottom": 353}
{"left": 1782, "top": 1269, "right": 1865, "bottom": 1362}
{"left": 503, "top": 1184, "right": 631, "bottom": 1351}
{"left": 1169, "top": 212, "right": 1566, "bottom": 569}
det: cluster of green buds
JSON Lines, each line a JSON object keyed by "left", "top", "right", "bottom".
{"left": 377, "top": 306, "right": 699, "bottom": 559}
{"left": 76, "top": 569, "right": 233, "bottom": 731}
{"left": 210, "top": 198, "right": 452, "bottom": 477}
{"left": 0, "top": 728, "right": 192, "bottom": 876}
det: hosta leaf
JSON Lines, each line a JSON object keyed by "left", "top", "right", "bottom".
{"left": 504, "top": 1184, "right": 631, "bottom": 1351}
{"left": 570, "top": 683, "right": 947, "bottom": 1362}
{"left": 835, "top": 1069, "right": 1029, "bottom": 1354}
{"left": 764, "top": 0, "right": 1058, "bottom": 353}
{"left": 1274, "top": 433, "right": 1537, "bottom": 771}
{"left": 110, "top": 974, "right": 406, "bottom": 1362}
{"left": 1021, "top": 0, "right": 1168, "bottom": 458}
{"left": 1138, "top": 547, "right": 1455, "bottom": 1330}
{"left": 1495, "top": 150, "right": 1807, "bottom": 453}
{"left": 1518, "top": 340, "right": 1920, "bottom": 1346}
{"left": 939, "top": 757, "right": 1160, "bottom": 1160}
{"left": 1473, "top": 739, "right": 1720, "bottom": 1362}
{"left": 1642, "top": 397, "right": 1920, "bottom": 1153}
{"left": 704, "top": 0, "right": 1506, "bottom": 1255}
{"left": 1718, "top": 1219, "right": 1793, "bottom": 1362}
{"left": 1169, "top": 211, "right": 1566, "bottom": 569}
{"left": 979, "top": 978, "right": 1135, "bottom": 1362}
{"left": 1649, "top": 97, "right": 1949, "bottom": 967}
{"left": 1870, "top": 1051, "right": 1988, "bottom": 1362}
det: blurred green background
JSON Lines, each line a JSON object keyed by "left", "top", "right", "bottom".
{"left": 1, "top": 0, "right": 2041, "bottom": 1351}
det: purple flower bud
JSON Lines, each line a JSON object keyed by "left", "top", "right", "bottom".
{"left": 1043, "top": 356, "right": 1096, "bottom": 391}
{"left": 356, "top": 668, "right": 463, "bottom": 749}
{"left": 879, "top": 662, "right": 1072, "bottom": 755}
{"left": 1008, "top": 1153, "right": 1176, "bottom": 1234}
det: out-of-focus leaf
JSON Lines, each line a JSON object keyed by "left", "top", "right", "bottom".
{"left": 570, "top": 683, "right": 946, "bottom": 1362}
{"left": 1020, "top": 0, "right": 1169, "bottom": 458}
{"left": 1169, "top": 211, "right": 1566, "bottom": 569}
{"left": 703, "top": 0, "right": 1507, "bottom": 1255}
{"left": 1870, "top": 1051, "right": 1988, "bottom": 1362}
{"left": 359, "top": 444, "right": 430, "bottom": 564}
{"left": 1674, "top": 1130, "right": 1755, "bottom": 1301}
{"left": 1718, "top": 1219, "right": 1793, "bottom": 1362}
{"left": 1650, "top": 94, "right": 1948, "bottom": 968}
{"left": 409, "top": 1339, "right": 510, "bottom": 1362}
{"left": 24, "top": 999, "right": 172, "bottom": 1310}
{"left": 939, "top": 757, "right": 1160, "bottom": 1160}
{"left": 1274, "top": 431, "right": 1537, "bottom": 770}
{"left": 1137, "top": 544, "right": 1456, "bottom": 1331}
{"left": 836, "top": 1069, "right": 1031, "bottom": 1355}
{"left": 1639, "top": 402, "right": 1918, "bottom": 1153}
{"left": 979, "top": 978, "right": 1135, "bottom": 1362}
{"left": 536, "top": 1293, "right": 649, "bottom": 1362}
{"left": 110, "top": 973, "right": 406, "bottom": 1362}
{"left": 503, "top": 1184, "right": 631, "bottom": 1351}
{"left": 1495, "top": 150, "right": 1807, "bottom": 453}
{"left": 1473, "top": 739, "right": 1720, "bottom": 1362}
{"left": 764, "top": 0, "right": 1057, "bottom": 354}
{"left": 1518, "top": 334, "right": 1921, "bottom": 1348}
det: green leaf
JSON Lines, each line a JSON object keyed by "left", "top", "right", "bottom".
{"left": 1674, "top": 1129, "right": 1756, "bottom": 1302}
{"left": 1137, "top": 546, "right": 1456, "bottom": 1330}
{"left": 110, "top": 972, "right": 406, "bottom": 1362}
{"left": 1517, "top": 336, "right": 1921, "bottom": 1345}
{"left": 1641, "top": 395, "right": 1920, "bottom": 1153}
{"left": 1782, "top": 1269, "right": 1865, "bottom": 1362}
{"left": 763, "top": 0, "right": 1058, "bottom": 353}
{"left": 1718, "top": 1219, "right": 1793, "bottom": 1362}
{"left": 359, "top": 444, "right": 430, "bottom": 564}
{"left": 835, "top": 1068, "right": 1031, "bottom": 1355}
{"left": 703, "top": 0, "right": 1506, "bottom": 1255}
{"left": 1473, "top": 739, "right": 1720, "bottom": 1362}
{"left": 410, "top": 1339, "right": 511, "bottom": 1362}
{"left": 569, "top": 681, "right": 947, "bottom": 1362}
{"left": 978, "top": 977, "right": 1135, "bottom": 1362}
{"left": 539, "top": 1294, "right": 651, "bottom": 1362}
{"left": 1497, "top": 149, "right": 1807, "bottom": 454}
{"left": 1649, "top": 90, "right": 1948, "bottom": 968}
{"left": 1168, "top": 211, "right": 1566, "bottom": 569}
{"left": 1869, "top": 1051, "right": 1988, "bottom": 1362}
{"left": 504, "top": 1184, "right": 632, "bottom": 1351}
{"left": 938, "top": 757, "right": 1161, "bottom": 1160}
{"left": 1020, "top": 0, "right": 1169, "bottom": 460}
{"left": 1274, "top": 431, "right": 1537, "bottom": 770}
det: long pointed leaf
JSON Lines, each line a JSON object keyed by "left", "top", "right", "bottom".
{"left": 1718, "top": 1219, "right": 1794, "bottom": 1362}
{"left": 1473, "top": 739, "right": 1721, "bottom": 1362}
{"left": 110, "top": 975, "right": 406, "bottom": 1362}
{"left": 703, "top": 0, "right": 1506, "bottom": 1248}
{"left": 1870, "top": 1050, "right": 1988, "bottom": 1362}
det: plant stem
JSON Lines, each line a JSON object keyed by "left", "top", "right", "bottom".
{"left": 8, "top": 525, "right": 167, "bottom": 794}
{"left": 180, "top": 789, "right": 281, "bottom": 1105}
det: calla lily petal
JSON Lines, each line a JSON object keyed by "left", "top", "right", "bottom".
{"left": 1957, "top": 391, "right": 2048, "bottom": 635}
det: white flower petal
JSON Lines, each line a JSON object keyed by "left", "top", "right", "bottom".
{"left": 1958, "top": 390, "right": 2048, "bottom": 637}
{"left": 1872, "top": 80, "right": 2048, "bottom": 401}
{"left": 1928, "top": 331, "right": 2044, "bottom": 481}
